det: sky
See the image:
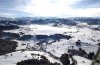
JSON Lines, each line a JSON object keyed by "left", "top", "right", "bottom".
{"left": 0, "top": 0, "right": 100, "bottom": 17}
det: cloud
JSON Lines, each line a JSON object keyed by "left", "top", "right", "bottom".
{"left": 0, "top": 0, "right": 32, "bottom": 17}
{"left": 0, "top": 13, "right": 15, "bottom": 17}
{"left": 0, "top": 0, "right": 100, "bottom": 17}
{"left": 20, "top": 0, "right": 100, "bottom": 17}
{"left": 20, "top": 0, "right": 80, "bottom": 17}
{"left": 71, "top": 0, "right": 100, "bottom": 8}
{"left": 0, "top": 0, "right": 30, "bottom": 8}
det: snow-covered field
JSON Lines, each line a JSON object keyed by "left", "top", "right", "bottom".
{"left": 1, "top": 24, "right": 100, "bottom": 65}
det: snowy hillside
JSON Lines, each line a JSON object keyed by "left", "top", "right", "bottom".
{"left": 0, "top": 19, "right": 100, "bottom": 65}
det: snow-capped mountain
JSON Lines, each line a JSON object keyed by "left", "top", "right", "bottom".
{"left": 0, "top": 17, "right": 100, "bottom": 25}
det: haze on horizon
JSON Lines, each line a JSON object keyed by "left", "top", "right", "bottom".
{"left": 0, "top": 0, "right": 100, "bottom": 17}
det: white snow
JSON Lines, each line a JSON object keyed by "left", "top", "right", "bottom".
{"left": 0, "top": 51, "right": 61, "bottom": 65}
{"left": 1, "top": 24, "right": 100, "bottom": 65}
{"left": 74, "top": 56, "right": 92, "bottom": 65}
